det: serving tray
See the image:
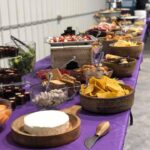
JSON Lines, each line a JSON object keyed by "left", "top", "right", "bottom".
{"left": 45, "top": 35, "right": 97, "bottom": 46}
{"left": 11, "top": 105, "right": 81, "bottom": 148}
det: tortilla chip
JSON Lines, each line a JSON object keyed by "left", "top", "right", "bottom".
{"left": 84, "top": 84, "right": 94, "bottom": 95}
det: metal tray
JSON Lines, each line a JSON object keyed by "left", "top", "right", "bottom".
{"left": 45, "top": 35, "right": 97, "bottom": 46}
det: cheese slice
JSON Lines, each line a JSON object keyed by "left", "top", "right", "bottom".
{"left": 24, "top": 110, "right": 69, "bottom": 136}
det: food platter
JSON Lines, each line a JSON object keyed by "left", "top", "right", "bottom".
{"left": 80, "top": 84, "right": 134, "bottom": 114}
{"left": 109, "top": 41, "right": 143, "bottom": 59}
{"left": 11, "top": 106, "right": 81, "bottom": 148}
{"left": 45, "top": 35, "right": 97, "bottom": 46}
{"left": 103, "top": 55, "right": 137, "bottom": 77}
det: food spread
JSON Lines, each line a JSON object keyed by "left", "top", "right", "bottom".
{"left": 0, "top": 6, "right": 146, "bottom": 149}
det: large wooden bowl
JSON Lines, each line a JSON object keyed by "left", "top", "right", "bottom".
{"left": 11, "top": 106, "right": 81, "bottom": 148}
{"left": 103, "top": 58, "right": 137, "bottom": 78}
{"left": 101, "top": 39, "right": 116, "bottom": 54}
{"left": 80, "top": 85, "right": 134, "bottom": 114}
{"left": 132, "top": 35, "right": 142, "bottom": 42}
{"left": 109, "top": 42, "right": 144, "bottom": 59}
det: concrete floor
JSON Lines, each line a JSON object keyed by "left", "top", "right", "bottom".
{"left": 124, "top": 39, "right": 150, "bottom": 150}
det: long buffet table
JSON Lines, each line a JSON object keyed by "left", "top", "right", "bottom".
{"left": 0, "top": 25, "right": 147, "bottom": 150}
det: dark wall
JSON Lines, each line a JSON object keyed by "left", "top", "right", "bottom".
{"left": 136, "top": 0, "right": 148, "bottom": 9}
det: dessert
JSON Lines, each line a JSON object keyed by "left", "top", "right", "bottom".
{"left": 0, "top": 68, "right": 21, "bottom": 84}
{"left": 0, "top": 46, "right": 19, "bottom": 58}
{"left": 24, "top": 110, "right": 69, "bottom": 136}
{"left": 80, "top": 76, "right": 130, "bottom": 98}
{"left": 48, "top": 35, "right": 92, "bottom": 43}
{"left": 0, "top": 85, "right": 30, "bottom": 109}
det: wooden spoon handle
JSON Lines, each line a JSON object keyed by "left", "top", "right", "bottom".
{"left": 96, "top": 121, "right": 110, "bottom": 137}
{"left": 62, "top": 105, "right": 81, "bottom": 115}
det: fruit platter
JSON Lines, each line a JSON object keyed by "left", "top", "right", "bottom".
{"left": 46, "top": 34, "right": 97, "bottom": 46}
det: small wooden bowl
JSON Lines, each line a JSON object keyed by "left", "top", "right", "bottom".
{"left": 103, "top": 57, "right": 137, "bottom": 78}
{"left": 109, "top": 42, "right": 143, "bottom": 59}
{"left": 11, "top": 106, "right": 81, "bottom": 148}
{"left": 80, "top": 85, "right": 134, "bottom": 114}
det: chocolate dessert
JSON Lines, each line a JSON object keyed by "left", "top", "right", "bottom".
{"left": 0, "top": 46, "right": 19, "bottom": 58}
{"left": 0, "top": 68, "right": 21, "bottom": 84}
{"left": 0, "top": 85, "right": 30, "bottom": 109}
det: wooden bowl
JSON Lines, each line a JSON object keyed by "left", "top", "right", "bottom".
{"left": 132, "top": 35, "right": 142, "bottom": 42}
{"left": 100, "top": 39, "right": 116, "bottom": 54}
{"left": 80, "top": 85, "right": 134, "bottom": 114}
{"left": 103, "top": 58, "right": 137, "bottom": 78}
{"left": 109, "top": 42, "right": 144, "bottom": 59}
{"left": 11, "top": 106, "right": 81, "bottom": 148}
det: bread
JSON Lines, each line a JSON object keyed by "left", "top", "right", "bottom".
{"left": 49, "top": 80, "right": 66, "bottom": 89}
{"left": 50, "top": 69, "right": 62, "bottom": 80}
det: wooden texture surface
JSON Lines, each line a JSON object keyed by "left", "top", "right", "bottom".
{"left": 11, "top": 106, "right": 81, "bottom": 148}
{"left": 80, "top": 85, "right": 135, "bottom": 114}
{"left": 109, "top": 42, "right": 143, "bottom": 59}
{"left": 103, "top": 58, "right": 137, "bottom": 78}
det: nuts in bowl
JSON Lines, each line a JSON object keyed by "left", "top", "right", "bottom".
{"left": 30, "top": 83, "right": 78, "bottom": 109}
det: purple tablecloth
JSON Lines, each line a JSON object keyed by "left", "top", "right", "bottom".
{"left": 0, "top": 25, "right": 147, "bottom": 150}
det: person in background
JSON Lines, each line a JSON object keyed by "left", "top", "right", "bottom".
{"left": 136, "top": 0, "right": 148, "bottom": 9}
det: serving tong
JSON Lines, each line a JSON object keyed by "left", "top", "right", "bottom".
{"left": 10, "top": 35, "right": 32, "bottom": 51}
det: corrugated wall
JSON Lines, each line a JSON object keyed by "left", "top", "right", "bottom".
{"left": 0, "top": 0, "right": 106, "bottom": 60}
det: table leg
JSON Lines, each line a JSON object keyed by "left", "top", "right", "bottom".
{"left": 130, "top": 111, "right": 133, "bottom": 126}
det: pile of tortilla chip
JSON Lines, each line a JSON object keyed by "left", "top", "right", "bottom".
{"left": 81, "top": 76, "right": 130, "bottom": 98}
